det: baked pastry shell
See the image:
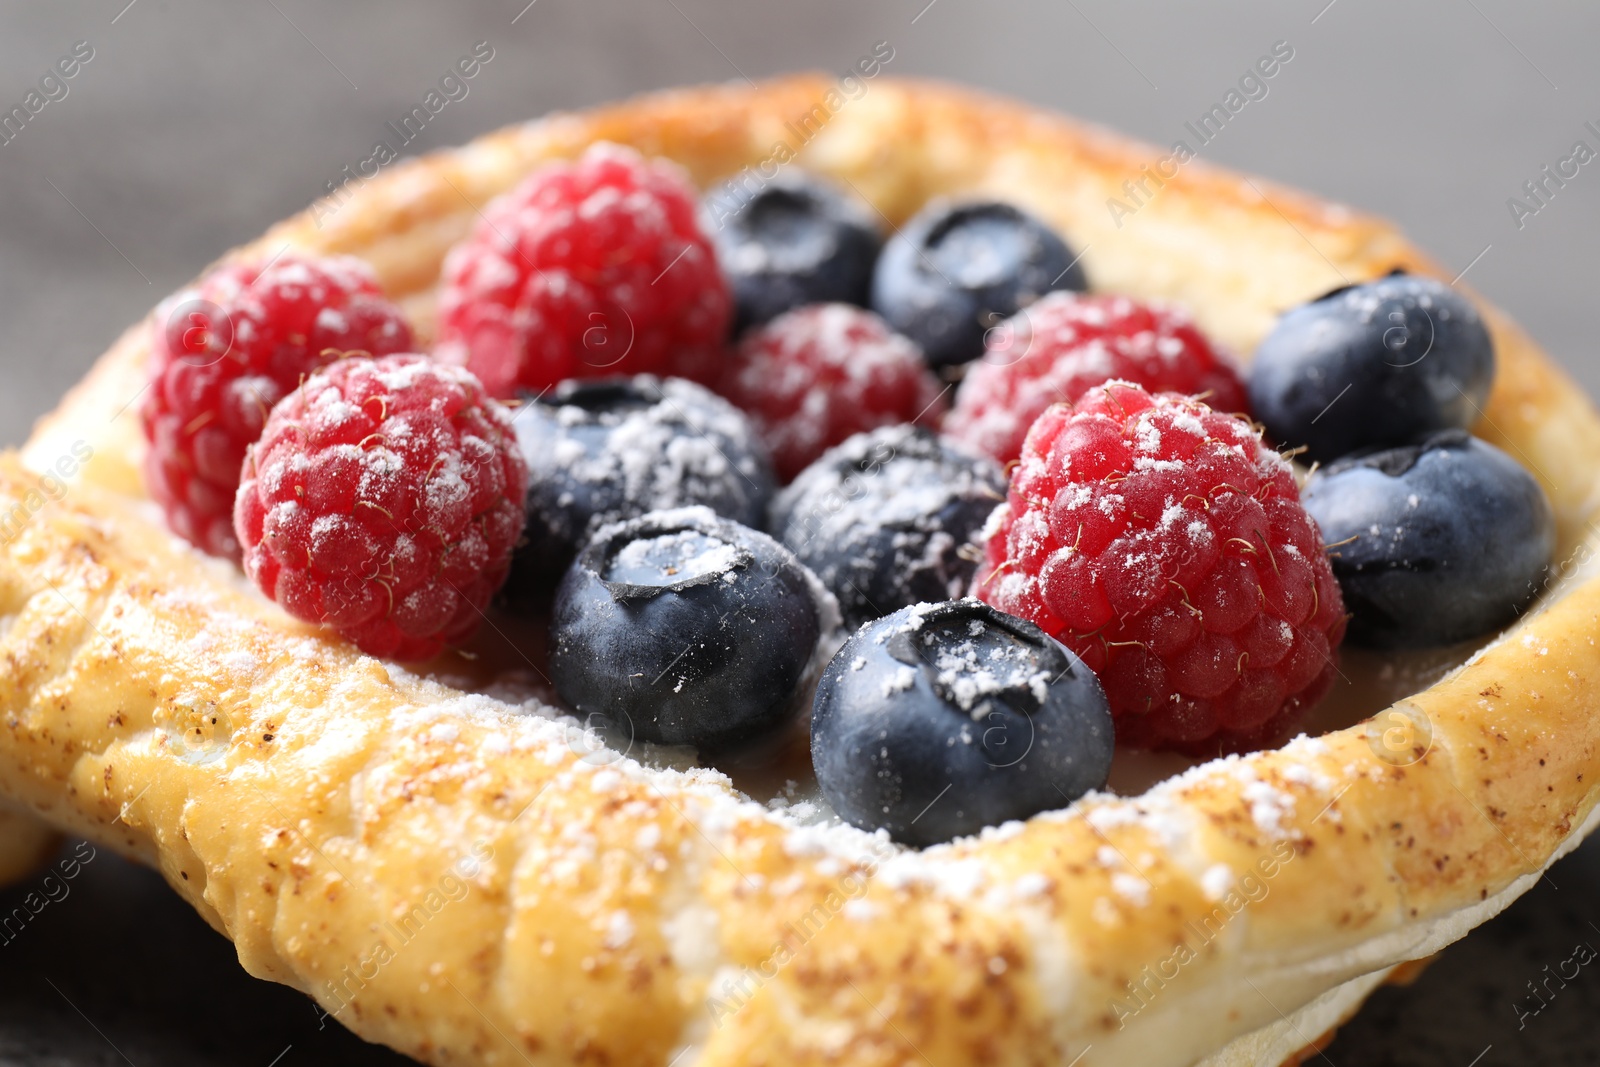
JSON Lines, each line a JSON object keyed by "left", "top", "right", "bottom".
{"left": 4, "top": 75, "right": 1599, "bottom": 1067}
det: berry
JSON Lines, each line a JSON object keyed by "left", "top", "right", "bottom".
{"left": 811, "top": 599, "right": 1114, "bottom": 847}
{"left": 142, "top": 254, "right": 415, "bottom": 559}
{"left": 771, "top": 425, "right": 1005, "bottom": 631}
{"left": 974, "top": 381, "right": 1346, "bottom": 754}
{"left": 947, "top": 291, "right": 1248, "bottom": 465}
{"left": 870, "top": 200, "right": 1086, "bottom": 369}
{"left": 705, "top": 170, "right": 883, "bottom": 333}
{"left": 1303, "top": 430, "right": 1553, "bottom": 648}
{"left": 1248, "top": 272, "right": 1495, "bottom": 464}
{"left": 435, "top": 142, "right": 731, "bottom": 398}
{"left": 234, "top": 355, "right": 527, "bottom": 662}
{"left": 718, "top": 304, "right": 946, "bottom": 481}
{"left": 506, "top": 375, "right": 775, "bottom": 594}
{"left": 549, "top": 507, "right": 831, "bottom": 751}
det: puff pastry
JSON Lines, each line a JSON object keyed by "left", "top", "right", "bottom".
{"left": 6, "top": 76, "right": 1600, "bottom": 1067}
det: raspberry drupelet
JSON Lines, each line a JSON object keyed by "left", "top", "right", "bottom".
{"left": 234, "top": 355, "right": 527, "bottom": 662}
{"left": 434, "top": 142, "right": 731, "bottom": 398}
{"left": 974, "top": 380, "right": 1345, "bottom": 754}
{"left": 947, "top": 291, "right": 1248, "bottom": 466}
{"left": 142, "top": 254, "right": 415, "bottom": 559}
{"left": 718, "top": 303, "right": 947, "bottom": 482}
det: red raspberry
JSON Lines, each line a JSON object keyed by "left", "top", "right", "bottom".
{"left": 946, "top": 292, "right": 1247, "bottom": 465}
{"left": 142, "top": 254, "right": 415, "bottom": 559}
{"left": 435, "top": 142, "right": 731, "bottom": 398}
{"left": 718, "top": 304, "right": 947, "bottom": 482}
{"left": 974, "top": 381, "right": 1345, "bottom": 754}
{"left": 234, "top": 355, "right": 527, "bottom": 662}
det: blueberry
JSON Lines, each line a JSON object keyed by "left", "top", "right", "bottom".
{"left": 506, "top": 375, "right": 775, "bottom": 594}
{"left": 549, "top": 507, "right": 831, "bottom": 751}
{"left": 871, "top": 200, "right": 1086, "bottom": 369}
{"left": 1303, "top": 430, "right": 1553, "bottom": 648}
{"left": 812, "top": 599, "right": 1113, "bottom": 846}
{"left": 1248, "top": 272, "right": 1495, "bottom": 463}
{"left": 770, "top": 425, "right": 1006, "bottom": 631}
{"left": 706, "top": 171, "right": 883, "bottom": 334}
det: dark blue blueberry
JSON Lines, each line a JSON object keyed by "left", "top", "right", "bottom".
{"left": 770, "top": 425, "right": 1006, "bottom": 631}
{"left": 705, "top": 171, "right": 883, "bottom": 334}
{"left": 870, "top": 200, "right": 1087, "bottom": 369}
{"left": 549, "top": 507, "right": 829, "bottom": 751}
{"left": 506, "top": 375, "right": 775, "bottom": 595}
{"left": 1248, "top": 272, "right": 1495, "bottom": 464}
{"left": 1303, "top": 430, "right": 1553, "bottom": 648}
{"left": 812, "top": 599, "right": 1113, "bottom": 846}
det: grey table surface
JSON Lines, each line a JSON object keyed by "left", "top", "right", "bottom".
{"left": 3, "top": 1, "right": 1600, "bottom": 1064}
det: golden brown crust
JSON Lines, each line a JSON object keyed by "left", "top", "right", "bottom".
{"left": 6, "top": 75, "right": 1600, "bottom": 1067}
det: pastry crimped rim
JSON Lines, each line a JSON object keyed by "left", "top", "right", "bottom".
{"left": 3, "top": 76, "right": 1600, "bottom": 1067}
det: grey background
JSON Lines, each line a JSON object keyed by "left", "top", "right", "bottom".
{"left": 3, "top": 1, "right": 1599, "bottom": 1064}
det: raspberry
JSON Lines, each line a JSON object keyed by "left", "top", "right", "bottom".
{"left": 973, "top": 381, "right": 1345, "bottom": 754}
{"left": 946, "top": 291, "right": 1247, "bottom": 465}
{"left": 718, "top": 304, "right": 946, "bottom": 481}
{"left": 234, "top": 355, "right": 527, "bottom": 662}
{"left": 142, "top": 254, "right": 415, "bottom": 559}
{"left": 435, "top": 142, "right": 731, "bottom": 398}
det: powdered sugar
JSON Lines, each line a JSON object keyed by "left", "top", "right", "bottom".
{"left": 1112, "top": 871, "right": 1152, "bottom": 905}
{"left": 1200, "top": 863, "right": 1235, "bottom": 901}
{"left": 771, "top": 424, "right": 1006, "bottom": 629}
{"left": 916, "top": 622, "right": 1054, "bottom": 719}
{"left": 516, "top": 376, "right": 773, "bottom": 564}
{"left": 881, "top": 666, "right": 918, "bottom": 697}
{"left": 606, "top": 528, "right": 743, "bottom": 584}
